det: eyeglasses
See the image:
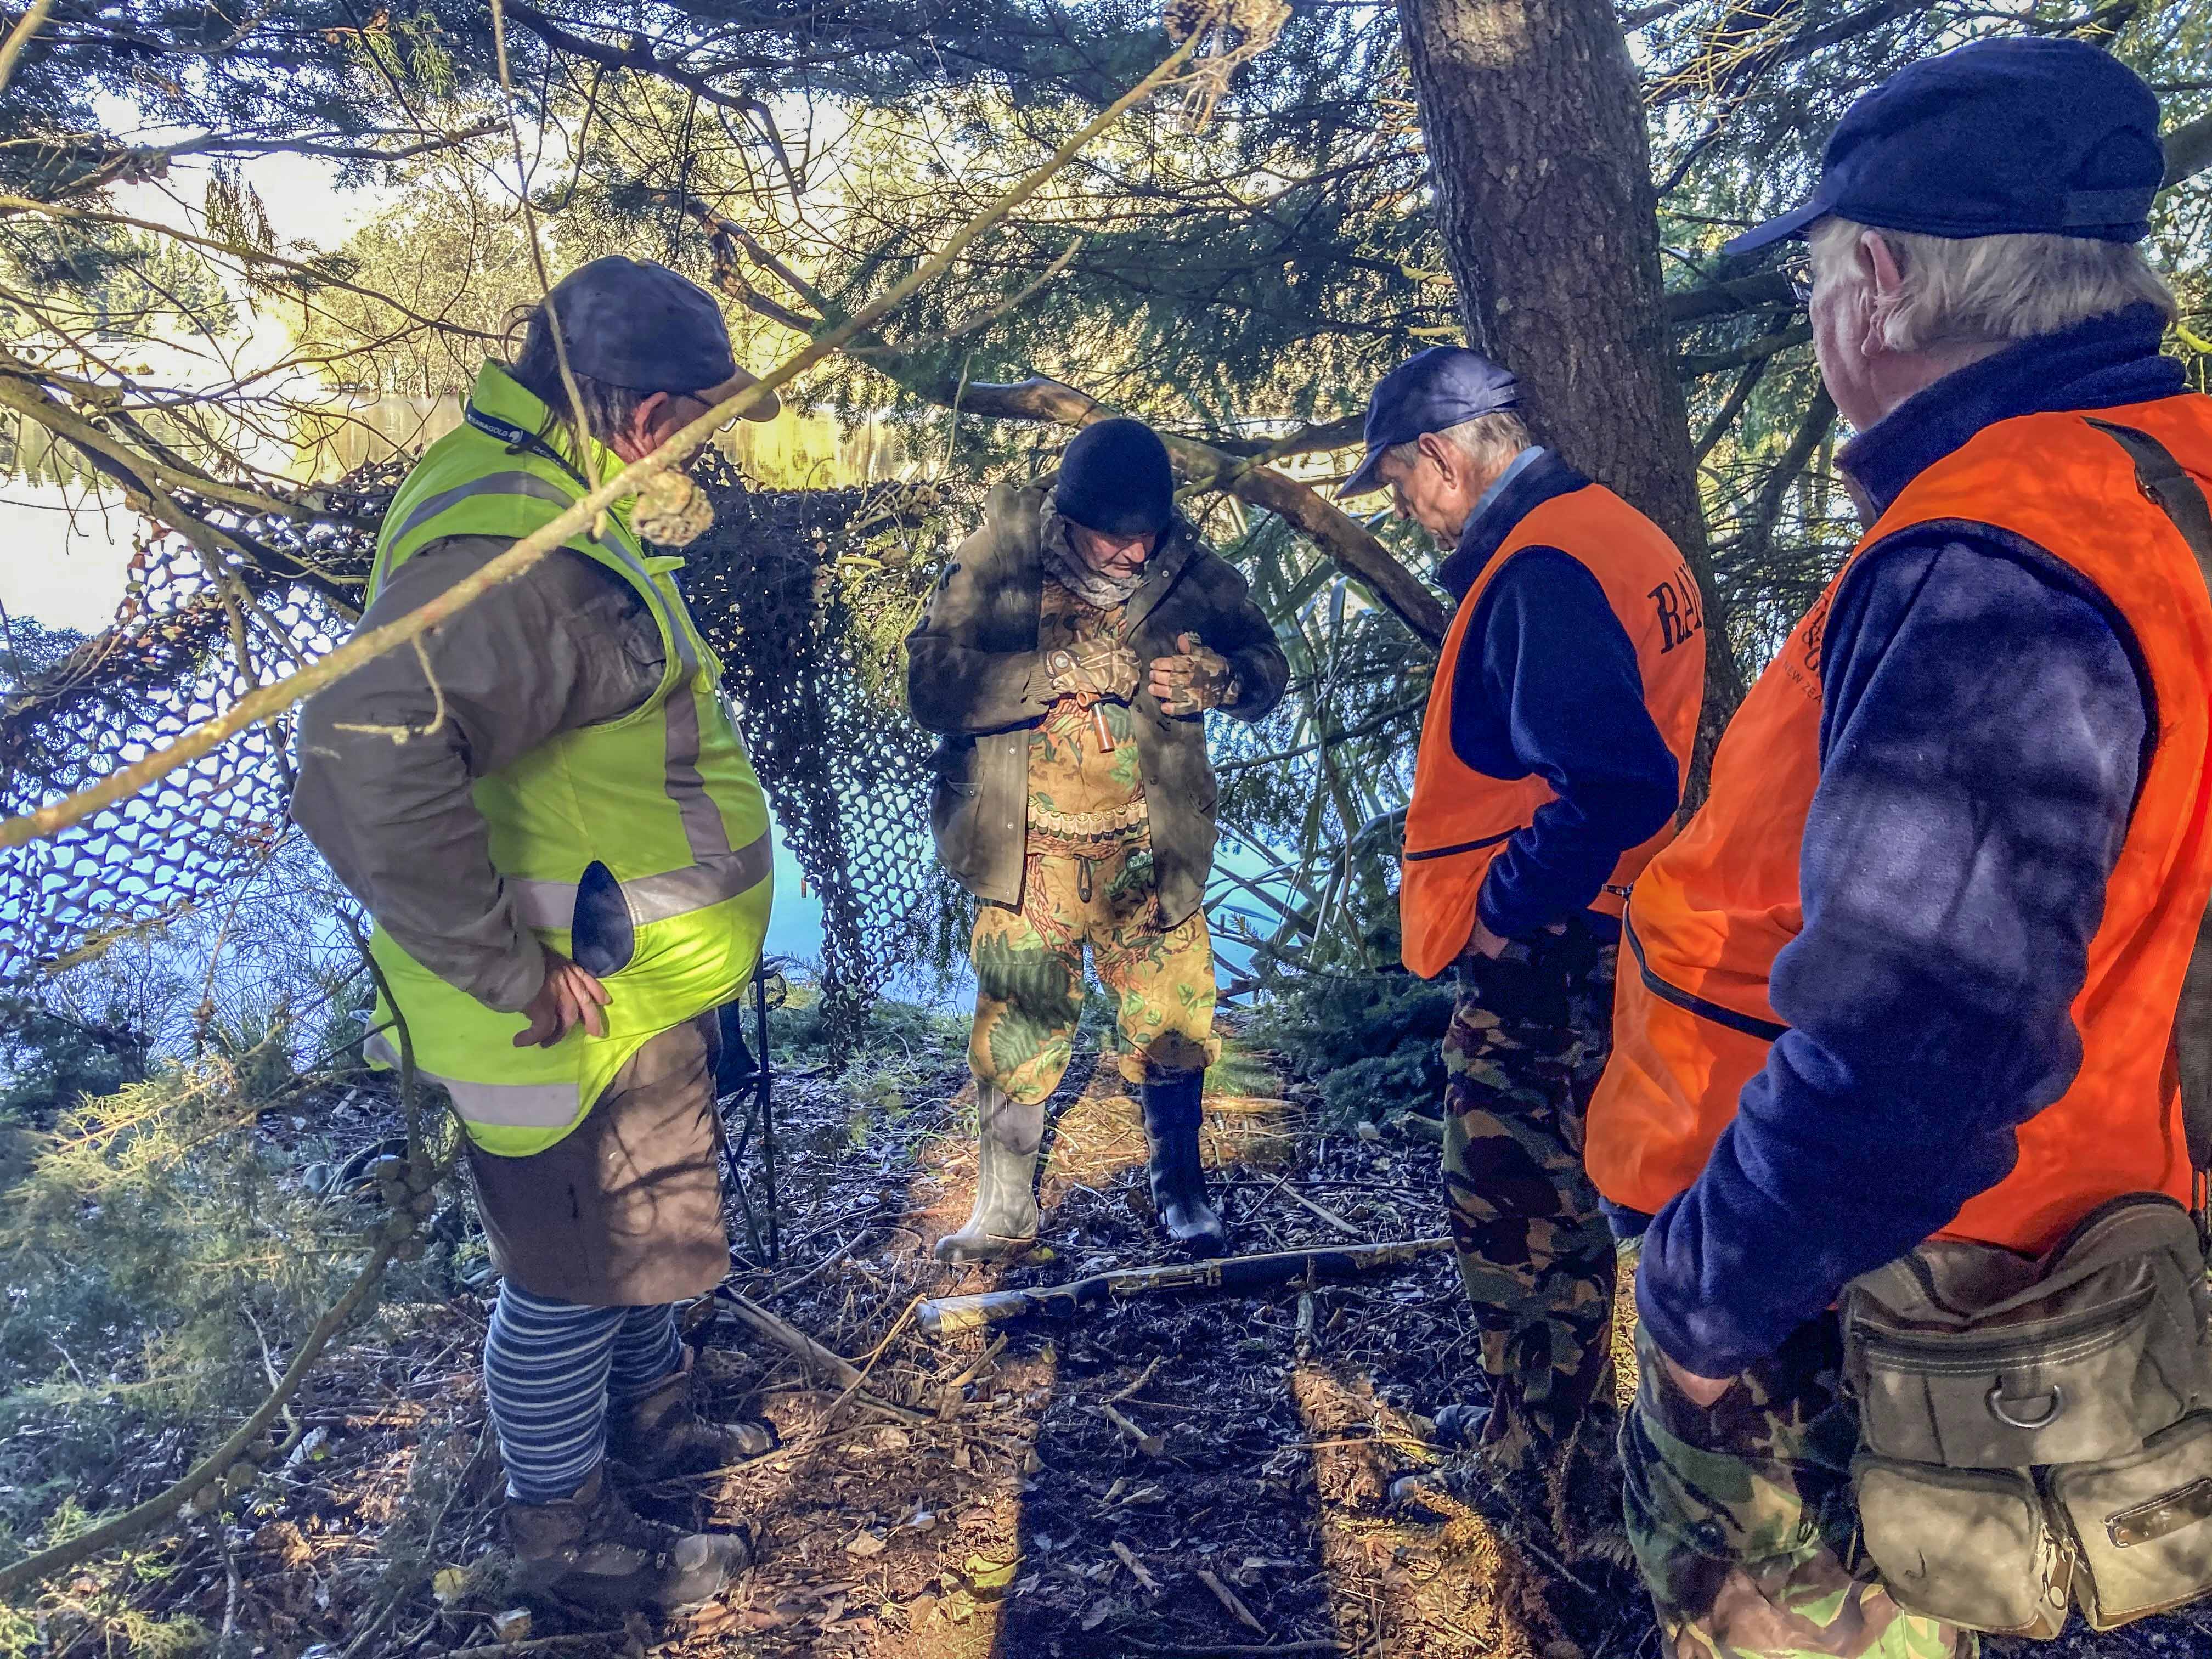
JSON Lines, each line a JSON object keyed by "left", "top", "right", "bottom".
{"left": 1779, "top": 249, "right": 1814, "bottom": 307}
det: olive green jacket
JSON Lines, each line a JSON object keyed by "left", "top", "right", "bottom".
{"left": 906, "top": 482, "right": 1289, "bottom": 927}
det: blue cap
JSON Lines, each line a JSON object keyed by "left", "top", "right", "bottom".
{"left": 1727, "top": 37, "right": 2164, "bottom": 256}
{"left": 544, "top": 256, "right": 778, "bottom": 417}
{"left": 1339, "top": 346, "right": 1519, "bottom": 499}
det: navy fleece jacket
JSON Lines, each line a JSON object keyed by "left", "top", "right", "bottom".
{"left": 1437, "top": 449, "right": 1683, "bottom": 944}
{"left": 1630, "top": 304, "right": 2186, "bottom": 1378}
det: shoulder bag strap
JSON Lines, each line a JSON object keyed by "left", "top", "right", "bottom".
{"left": 2086, "top": 419, "right": 2212, "bottom": 1232}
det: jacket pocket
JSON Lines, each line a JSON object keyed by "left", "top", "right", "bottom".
{"left": 1622, "top": 915, "right": 1788, "bottom": 1043}
{"left": 930, "top": 740, "right": 983, "bottom": 846}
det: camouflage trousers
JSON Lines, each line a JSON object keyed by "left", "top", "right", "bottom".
{"left": 1623, "top": 1312, "right": 1972, "bottom": 1659}
{"left": 968, "top": 837, "right": 1219, "bottom": 1105}
{"left": 1441, "top": 927, "right": 1618, "bottom": 1477}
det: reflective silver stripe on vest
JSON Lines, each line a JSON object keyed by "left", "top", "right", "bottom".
{"left": 504, "top": 831, "right": 774, "bottom": 932}
{"left": 364, "top": 1032, "right": 582, "bottom": 1128}
{"left": 382, "top": 471, "right": 663, "bottom": 593}
{"left": 663, "top": 686, "right": 735, "bottom": 860}
{"left": 387, "top": 468, "right": 753, "bottom": 926}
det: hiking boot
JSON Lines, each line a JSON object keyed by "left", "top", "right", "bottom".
{"left": 606, "top": 1350, "right": 779, "bottom": 1480}
{"left": 934, "top": 1082, "right": 1044, "bottom": 1263}
{"left": 1140, "top": 1069, "right": 1226, "bottom": 1254}
{"left": 504, "top": 1463, "right": 752, "bottom": 1613}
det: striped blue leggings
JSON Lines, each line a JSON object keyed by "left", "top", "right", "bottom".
{"left": 483, "top": 1282, "right": 686, "bottom": 1503}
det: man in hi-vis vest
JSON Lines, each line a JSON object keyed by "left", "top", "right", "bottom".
{"left": 1589, "top": 42, "right": 2212, "bottom": 1658}
{"left": 295, "top": 258, "right": 781, "bottom": 1613}
{"left": 1339, "top": 349, "right": 1704, "bottom": 1491}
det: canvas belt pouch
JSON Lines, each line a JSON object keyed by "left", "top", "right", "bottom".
{"left": 1841, "top": 1193, "right": 2212, "bottom": 1636}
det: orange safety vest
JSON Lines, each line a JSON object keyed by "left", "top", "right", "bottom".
{"left": 1400, "top": 480, "right": 1707, "bottom": 978}
{"left": 1589, "top": 396, "right": 2212, "bottom": 1253}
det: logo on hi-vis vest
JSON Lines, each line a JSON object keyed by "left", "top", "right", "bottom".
{"left": 1647, "top": 562, "right": 1706, "bottom": 654}
{"left": 1778, "top": 582, "right": 1838, "bottom": 699}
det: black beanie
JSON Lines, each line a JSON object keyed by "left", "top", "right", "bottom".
{"left": 1054, "top": 418, "right": 1175, "bottom": 537}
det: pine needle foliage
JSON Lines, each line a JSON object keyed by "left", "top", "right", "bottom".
{"left": 0, "top": 1028, "right": 383, "bottom": 1564}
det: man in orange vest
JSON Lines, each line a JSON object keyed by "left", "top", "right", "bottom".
{"left": 1340, "top": 349, "right": 1704, "bottom": 1490}
{"left": 1590, "top": 40, "right": 2208, "bottom": 1657}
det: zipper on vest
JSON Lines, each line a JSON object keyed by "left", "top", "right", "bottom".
{"left": 1623, "top": 915, "right": 1790, "bottom": 1043}
{"left": 1403, "top": 825, "right": 1522, "bottom": 863}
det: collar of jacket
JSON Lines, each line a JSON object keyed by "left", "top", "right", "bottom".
{"left": 1839, "top": 302, "right": 2185, "bottom": 518}
{"left": 1025, "top": 487, "right": 1199, "bottom": 631}
{"left": 1435, "top": 447, "right": 1592, "bottom": 602}
{"left": 468, "top": 361, "right": 633, "bottom": 511}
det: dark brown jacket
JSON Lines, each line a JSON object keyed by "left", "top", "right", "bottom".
{"left": 906, "top": 482, "right": 1288, "bottom": 926}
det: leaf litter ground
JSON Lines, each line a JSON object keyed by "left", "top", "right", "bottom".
{"left": 65, "top": 1027, "right": 2212, "bottom": 1659}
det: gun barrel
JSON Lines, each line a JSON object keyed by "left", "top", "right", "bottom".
{"left": 915, "top": 1237, "right": 1451, "bottom": 1336}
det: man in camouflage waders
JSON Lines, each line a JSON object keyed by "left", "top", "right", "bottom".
{"left": 908, "top": 418, "right": 1287, "bottom": 1261}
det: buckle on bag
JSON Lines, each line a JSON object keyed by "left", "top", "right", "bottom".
{"left": 1989, "top": 1382, "right": 2067, "bottom": 1433}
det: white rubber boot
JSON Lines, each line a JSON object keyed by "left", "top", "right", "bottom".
{"left": 934, "top": 1082, "right": 1044, "bottom": 1263}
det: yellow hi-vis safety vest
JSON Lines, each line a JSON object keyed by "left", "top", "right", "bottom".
{"left": 360, "top": 361, "right": 774, "bottom": 1156}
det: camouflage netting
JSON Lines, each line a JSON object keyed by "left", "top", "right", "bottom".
{"left": 0, "top": 458, "right": 963, "bottom": 1046}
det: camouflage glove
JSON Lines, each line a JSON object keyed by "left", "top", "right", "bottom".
{"left": 1148, "top": 632, "right": 1241, "bottom": 716}
{"left": 1043, "top": 637, "right": 1142, "bottom": 702}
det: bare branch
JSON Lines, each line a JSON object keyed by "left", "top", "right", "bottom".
{"left": 1692, "top": 352, "right": 1771, "bottom": 466}
{"left": 0, "top": 0, "right": 55, "bottom": 96}
{"left": 2165, "top": 108, "right": 2212, "bottom": 189}
{"left": 501, "top": 0, "right": 804, "bottom": 197}
{"left": 1665, "top": 268, "right": 1793, "bottom": 326}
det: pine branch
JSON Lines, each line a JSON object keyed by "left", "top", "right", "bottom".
{"left": 0, "top": 19, "right": 1216, "bottom": 855}
{"left": 0, "top": 1232, "right": 403, "bottom": 1599}
{"left": 1678, "top": 323, "right": 1812, "bottom": 377}
{"left": 689, "top": 201, "right": 1444, "bottom": 646}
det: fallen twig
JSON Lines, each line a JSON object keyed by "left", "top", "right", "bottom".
{"left": 916, "top": 1237, "right": 1453, "bottom": 1335}
{"left": 1103, "top": 1353, "right": 1164, "bottom": 1405}
{"left": 936, "top": 1333, "right": 1008, "bottom": 1420}
{"left": 756, "top": 1238, "right": 855, "bottom": 1300}
{"left": 1100, "top": 1401, "right": 1164, "bottom": 1457}
{"left": 1280, "top": 1185, "right": 1362, "bottom": 1239}
{"left": 1111, "top": 1539, "right": 1161, "bottom": 1592}
{"left": 716, "top": 1292, "right": 927, "bottom": 1425}
{"left": 1124, "top": 1638, "right": 1347, "bottom": 1657}
{"left": 1197, "top": 1567, "right": 1268, "bottom": 1636}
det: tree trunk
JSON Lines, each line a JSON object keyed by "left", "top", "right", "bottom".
{"left": 1395, "top": 0, "right": 1747, "bottom": 730}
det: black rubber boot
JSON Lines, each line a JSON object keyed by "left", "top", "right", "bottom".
{"left": 1139, "top": 1069, "right": 1226, "bottom": 1254}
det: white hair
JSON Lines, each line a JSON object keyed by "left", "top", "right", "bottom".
{"left": 1808, "top": 216, "right": 2176, "bottom": 353}
{"left": 1385, "top": 410, "right": 1531, "bottom": 478}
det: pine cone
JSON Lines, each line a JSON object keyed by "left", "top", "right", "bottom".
{"left": 635, "top": 468, "right": 715, "bottom": 547}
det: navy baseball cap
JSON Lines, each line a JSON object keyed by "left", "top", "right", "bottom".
{"left": 1339, "top": 346, "right": 1519, "bottom": 499}
{"left": 543, "top": 256, "right": 780, "bottom": 419}
{"left": 1727, "top": 37, "right": 2164, "bottom": 256}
